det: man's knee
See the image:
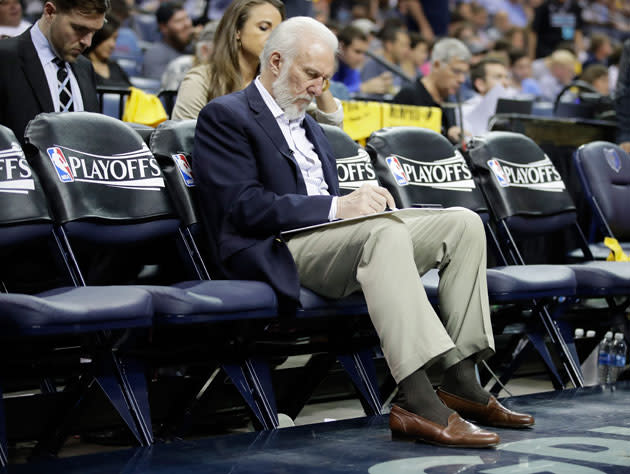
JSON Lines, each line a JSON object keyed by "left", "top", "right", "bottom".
{"left": 364, "top": 218, "right": 413, "bottom": 253}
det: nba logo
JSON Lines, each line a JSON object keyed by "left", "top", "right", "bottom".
{"left": 386, "top": 155, "right": 409, "bottom": 186}
{"left": 47, "top": 147, "right": 74, "bottom": 182}
{"left": 172, "top": 154, "right": 195, "bottom": 186}
{"left": 487, "top": 159, "right": 508, "bottom": 187}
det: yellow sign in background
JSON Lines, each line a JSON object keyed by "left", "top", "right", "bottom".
{"left": 342, "top": 101, "right": 442, "bottom": 144}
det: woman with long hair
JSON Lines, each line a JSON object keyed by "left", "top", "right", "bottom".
{"left": 172, "top": 0, "right": 342, "bottom": 125}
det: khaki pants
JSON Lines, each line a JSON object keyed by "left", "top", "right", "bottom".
{"left": 286, "top": 207, "right": 495, "bottom": 383}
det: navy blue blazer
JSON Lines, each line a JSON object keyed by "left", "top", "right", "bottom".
{"left": 192, "top": 82, "right": 340, "bottom": 306}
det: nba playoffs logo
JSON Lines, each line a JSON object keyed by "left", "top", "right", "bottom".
{"left": 487, "top": 159, "right": 508, "bottom": 187}
{"left": 47, "top": 147, "right": 74, "bottom": 182}
{"left": 604, "top": 148, "right": 622, "bottom": 173}
{"left": 172, "top": 154, "right": 195, "bottom": 187}
{"left": 386, "top": 155, "right": 409, "bottom": 186}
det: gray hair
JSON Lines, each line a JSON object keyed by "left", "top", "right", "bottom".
{"left": 431, "top": 38, "right": 471, "bottom": 64}
{"left": 195, "top": 20, "right": 219, "bottom": 55}
{"left": 260, "top": 16, "right": 338, "bottom": 69}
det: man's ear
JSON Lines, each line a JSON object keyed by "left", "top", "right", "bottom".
{"left": 269, "top": 51, "right": 282, "bottom": 76}
{"left": 42, "top": 1, "right": 56, "bottom": 19}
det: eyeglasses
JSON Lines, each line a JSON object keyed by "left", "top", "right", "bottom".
{"left": 446, "top": 63, "right": 469, "bottom": 78}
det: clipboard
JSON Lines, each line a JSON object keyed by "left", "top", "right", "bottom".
{"left": 280, "top": 210, "right": 398, "bottom": 237}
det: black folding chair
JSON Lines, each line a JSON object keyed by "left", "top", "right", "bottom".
{"left": 0, "top": 124, "right": 158, "bottom": 464}
{"left": 468, "top": 131, "right": 630, "bottom": 368}
{"left": 365, "top": 126, "right": 583, "bottom": 391}
{"left": 574, "top": 141, "right": 630, "bottom": 261}
{"left": 23, "top": 113, "right": 280, "bottom": 437}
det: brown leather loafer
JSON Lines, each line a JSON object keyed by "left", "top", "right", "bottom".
{"left": 437, "top": 389, "right": 535, "bottom": 428}
{"left": 389, "top": 404, "right": 499, "bottom": 448}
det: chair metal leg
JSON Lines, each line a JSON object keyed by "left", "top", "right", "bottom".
{"left": 115, "top": 354, "right": 153, "bottom": 446}
{"left": 222, "top": 358, "right": 278, "bottom": 430}
{"left": 337, "top": 349, "right": 382, "bottom": 415}
{"left": 93, "top": 351, "right": 152, "bottom": 446}
{"left": 526, "top": 331, "right": 565, "bottom": 390}
{"left": 0, "top": 384, "right": 7, "bottom": 468}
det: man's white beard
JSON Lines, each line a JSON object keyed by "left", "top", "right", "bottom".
{"left": 272, "top": 62, "right": 313, "bottom": 121}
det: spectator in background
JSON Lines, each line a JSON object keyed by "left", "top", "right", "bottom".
{"left": 537, "top": 48, "right": 576, "bottom": 101}
{"left": 393, "top": 37, "right": 471, "bottom": 144}
{"left": 504, "top": 26, "right": 529, "bottom": 54}
{"left": 616, "top": 39, "right": 630, "bottom": 153}
{"left": 582, "top": 33, "right": 613, "bottom": 69}
{"left": 85, "top": 15, "right": 131, "bottom": 87}
{"left": 468, "top": 3, "right": 491, "bottom": 50}
{"left": 462, "top": 56, "right": 510, "bottom": 135}
{"left": 172, "top": 0, "right": 342, "bottom": 125}
{"left": 0, "top": 0, "right": 31, "bottom": 38}
{"left": 507, "top": 48, "right": 541, "bottom": 97}
{"left": 361, "top": 26, "right": 411, "bottom": 95}
{"left": 407, "top": 32, "right": 430, "bottom": 77}
{"left": 142, "top": 2, "right": 193, "bottom": 80}
{"left": 161, "top": 19, "right": 218, "bottom": 91}
{"left": 173, "top": 0, "right": 284, "bottom": 119}
{"left": 0, "top": 0, "right": 104, "bottom": 143}
{"left": 333, "top": 25, "right": 393, "bottom": 95}
{"left": 580, "top": 63, "right": 609, "bottom": 96}
{"left": 531, "top": 0, "right": 583, "bottom": 59}
{"left": 486, "top": 10, "right": 512, "bottom": 44}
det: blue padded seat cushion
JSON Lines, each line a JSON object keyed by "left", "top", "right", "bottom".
{"left": 143, "top": 280, "right": 278, "bottom": 322}
{"left": 486, "top": 265, "right": 576, "bottom": 302}
{"left": 0, "top": 286, "right": 153, "bottom": 329}
{"left": 568, "top": 261, "right": 630, "bottom": 296}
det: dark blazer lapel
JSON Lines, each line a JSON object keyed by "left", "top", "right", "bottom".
{"left": 303, "top": 117, "right": 339, "bottom": 195}
{"left": 70, "top": 59, "right": 98, "bottom": 112}
{"left": 246, "top": 83, "right": 296, "bottom": 165}
{"left": 18, "top": 30, "right": 54, "bottom": 113}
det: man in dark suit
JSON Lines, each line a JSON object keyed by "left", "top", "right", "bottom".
{"left": 0, "top": 0, "right": 106, "bottom": 144}
{"left": 194, "top": 17, "right": 533, "bottom": 448}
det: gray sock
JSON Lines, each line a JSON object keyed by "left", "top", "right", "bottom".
{"left": 395, "top": 368, "right": 454, "bottom": 426}
{"left": 440, "top": 357, "right": 491, "bottom": 404}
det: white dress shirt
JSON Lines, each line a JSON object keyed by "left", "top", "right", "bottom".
{"left": 254, "top": 77, "right": 338, "bottom": 220}
{"left": 30, "top": 22, "right": 85, "bottom": 112}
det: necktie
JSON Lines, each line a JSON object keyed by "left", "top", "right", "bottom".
{"left": 53, "top": 57, "right": 74, "bottom": 112}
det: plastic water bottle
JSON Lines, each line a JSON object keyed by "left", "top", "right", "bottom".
{"left": 610, "top": 333, "right": 627, "bottom": 383}
{"left": 597, "top": 331, "right": 614, "bottom": 384}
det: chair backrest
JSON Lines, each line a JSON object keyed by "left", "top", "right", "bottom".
{"left": 126, "top": 122, "right": 155, "bottom": 146}
{"left": 575, "top": 141, "right": 630, "bottom": 240}
{"left": 319, "top": 123, "right": 377, "bottom": 196}
{"left": 0, "top": 125, "right": 52, "bottom": 247}
{"left": 365, "top": 126, "right": 487, "bottom": 212}
{"left": 467, "top": 131, "right": 576, "bottom": 235}
{"left": 150, "top": 120, "right": 198, "bottom": 227}
{"left": 23, "top": 112, "right": 179, "bottom": 244}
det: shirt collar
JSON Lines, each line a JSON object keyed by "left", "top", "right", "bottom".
{"left": 30, "top": 21, "right": 60, "bottom": 66}
{"left": 254, "top": 76, "right": 305, "bottom": 125}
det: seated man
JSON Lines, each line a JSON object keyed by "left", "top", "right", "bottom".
{"left": 462, "top": 56, "right": 511, "bottom": 135}
{"left": 193, "top": 16, "right": 534, "bottom": 447}
{"left": 393, "top": 37, "right": 470, "bottom": 144}
{"left": 333, "top": 24, "right": 393, "bottom": 96}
